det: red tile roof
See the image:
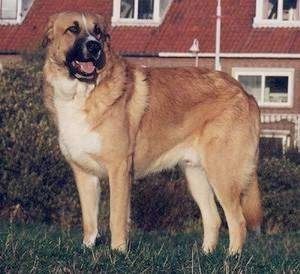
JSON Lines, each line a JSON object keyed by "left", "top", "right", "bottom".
{"left": 0, "top": 0, "right": 299, "bottom": 54}
{"left": 0, "top": 0, "right": 112, "bottom": 52}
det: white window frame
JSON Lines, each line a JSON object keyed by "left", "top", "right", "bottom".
{"left": 260, "top": 129, "right": 291, "bottom": 152}
{"left": 253, "top": 0, "right": 300, "bottom": 27}
{"left": 112, "top": 0, "right": 171, "bottom": 26}
{"left": 0, "top": 0, "right": 33, "bottom": 25}
{"left": 232, "top": 67, "right": 294, "bottom": 108}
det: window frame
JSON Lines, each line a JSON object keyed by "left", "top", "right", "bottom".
{"left": 232, "top": 67, "right": 294, "bottom": 108}
{"left": 260, "top": 129, "right": 291, "bottom": 152}
{"left": 112, "top": 0, "right": 171, "bottom": 26}
{"left": 253, "top": 0, "right": 300, "bottom": 27}
{"left": 0, "top": 0, "right": 33, "bottom": 25}
{"left": 0, "top": 0, "right": 20, "bottom": 23}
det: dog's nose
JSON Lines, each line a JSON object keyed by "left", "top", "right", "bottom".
{"left": 86, "top": 40, "right": 101, "bottom": 56}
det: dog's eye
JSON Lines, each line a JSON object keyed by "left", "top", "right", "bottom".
{"left": 94, "top": 25, "right": 103, "bottom": 40}
{"left": 94, "top": 25, "right": 107, "bottom": 41}
{"left": 66, "top": 25, "right": 80, "bottom": 34}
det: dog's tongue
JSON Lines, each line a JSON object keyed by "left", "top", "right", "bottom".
{"left": 78, "top": 61, "right": 95, "bottom": 74}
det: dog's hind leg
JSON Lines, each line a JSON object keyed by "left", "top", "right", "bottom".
{"left": 202, "top": 148, "right": 248, "bottom": 255}
{"left": 213, "top": 182, "right": 246, "bottom": 255}
{"left": 181, "top": 163, "right": 221, "bottom": 253}
{"left": 72, "top": 165, "right": 101, "bottom": 247}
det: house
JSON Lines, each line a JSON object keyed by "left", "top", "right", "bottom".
{"left": 1, "top": 0, "right": 300, "bottom": 153}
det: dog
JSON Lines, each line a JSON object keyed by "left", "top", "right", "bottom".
{"left": 43, "top": 11, "right": 262, "bottom": 254}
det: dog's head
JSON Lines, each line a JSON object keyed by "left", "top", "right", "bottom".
{"left": 43, "top": 12, "right": 110, "bottom": 82}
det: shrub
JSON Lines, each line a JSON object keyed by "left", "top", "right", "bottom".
{"left": 0, "top": 53, "right": 81, "bottom": 226}
{"left": 286, "top": 148, "right": 300, "bottom": 165}
{"left": 259, "top": 137, "right": 283, "bottom": 158}
{"left": 0, "top": 53, "right": 299, "bottom": 234}
{"left": 132, "top": 170, "right": 199, "bottom": 232}
{"left": 258, "top": 158, "right": 300, "bottom": 233}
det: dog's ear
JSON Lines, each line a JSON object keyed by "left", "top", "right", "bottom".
{"left": 42, "top": 13, "right": 59, "bottom": 48}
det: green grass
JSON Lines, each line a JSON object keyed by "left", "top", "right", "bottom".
{"left": 0, "top": 222, "right": 299, "bottom": 273}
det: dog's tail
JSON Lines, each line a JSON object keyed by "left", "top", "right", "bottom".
{"left": 241, "top": 179, "right": 263, "bottom": 233}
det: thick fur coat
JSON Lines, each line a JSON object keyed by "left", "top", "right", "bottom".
{"left": 43, "top": 11, "right": 262, "bottom": 254}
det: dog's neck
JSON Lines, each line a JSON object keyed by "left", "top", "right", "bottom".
{"left": 44, "top": 56, "right": 95, "bottom": 103}
{"left": 50, "top": 76, "right": 95, "bottom": 102}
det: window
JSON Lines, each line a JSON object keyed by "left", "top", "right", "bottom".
{"left": 120, "top": 0, "right": 154, "bottom": 19}
{"left": 232, "top": 68, "right": 294, "bottom": 107}
{"left": 0, "top": 0, "right": 18, "bottom": 19}
{"left": 0, "top": 0, "right": 34, "bottom": 24}
{"left": 112, "top": 0, "right": 172, "bottom": 26}
{"left": 260, "top": 130, "right": 291, "bottom": 156}
{"left": 254, "top": 0, "right": 300, "bottom": 27}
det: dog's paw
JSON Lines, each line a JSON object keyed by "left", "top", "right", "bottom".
{"left": 202, "top": 242, "right": 217, "bottom": 254}
{"left": 111, "top": 242, "right": 127, "bottom": 253}
{"left": 82, "top": 231, "right": 98, "bottom": 248}
{"left": 228, "top": 245, "right": 242, "bottom": 256}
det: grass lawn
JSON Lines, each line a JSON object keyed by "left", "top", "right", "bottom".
{"left": 0, "top": 222, "right": 299, "bottom": 273}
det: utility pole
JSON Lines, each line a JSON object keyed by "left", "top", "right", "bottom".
{"left": 215, "top": 0, "right": 222, "bottom": 71}
{"left": 189, "top": 38, "right": 200, "bottom": 67}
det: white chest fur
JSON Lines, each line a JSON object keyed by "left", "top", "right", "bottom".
{"left": 51, "top": 77, "right": 105, "bottom": 176}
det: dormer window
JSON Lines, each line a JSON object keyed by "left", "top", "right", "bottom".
{"left": 120, "top": 0, "right": 153, "bottom": 19}
{"left": 112, "top": 0, "right": 172, "bottom": 26}
{"left": 254, "top": 0, "right": 300, "bottom": 27}
{"left": 0, "top": 0, "right": 34, "bottom": 25}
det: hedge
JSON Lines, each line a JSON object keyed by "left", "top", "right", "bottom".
{"left": 0, "top": 53, "right": 299, "bottom": 233}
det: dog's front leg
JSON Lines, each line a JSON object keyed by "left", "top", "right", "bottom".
{"left": 108, "top": 159, "right": 131, "bottom": 252}
{"left": 72, "top": 164, "right": 101, "bottom": 247}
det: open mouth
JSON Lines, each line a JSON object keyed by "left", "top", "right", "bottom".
{"left": 69, "top": 60, "right": 97, "bottom": 80}
{"left": 72, "top": 60, "right": 96, "bottom": 75}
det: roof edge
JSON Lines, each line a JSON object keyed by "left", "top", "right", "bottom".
{"left": 159, "top": 52, "right": 300, "bottom": 59}
{"left": 120, "top": 52, "right": 159, "bottom": 57}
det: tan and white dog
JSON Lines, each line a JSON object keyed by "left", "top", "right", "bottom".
{"left": 43, "top": 11, "right": 262, "bottom": 254}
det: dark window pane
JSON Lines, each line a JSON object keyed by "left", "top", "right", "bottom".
{"left": 283, "top": 0, "right": 299, "bottom": 20}
{"left": 264, "top": 76, "right": 288, "bottom": 103}
{"left": 283, "top": 0, "right": 297, "bottom": 9}
{"left": 138, "top": 0, "right": 154, "bottom": 19}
